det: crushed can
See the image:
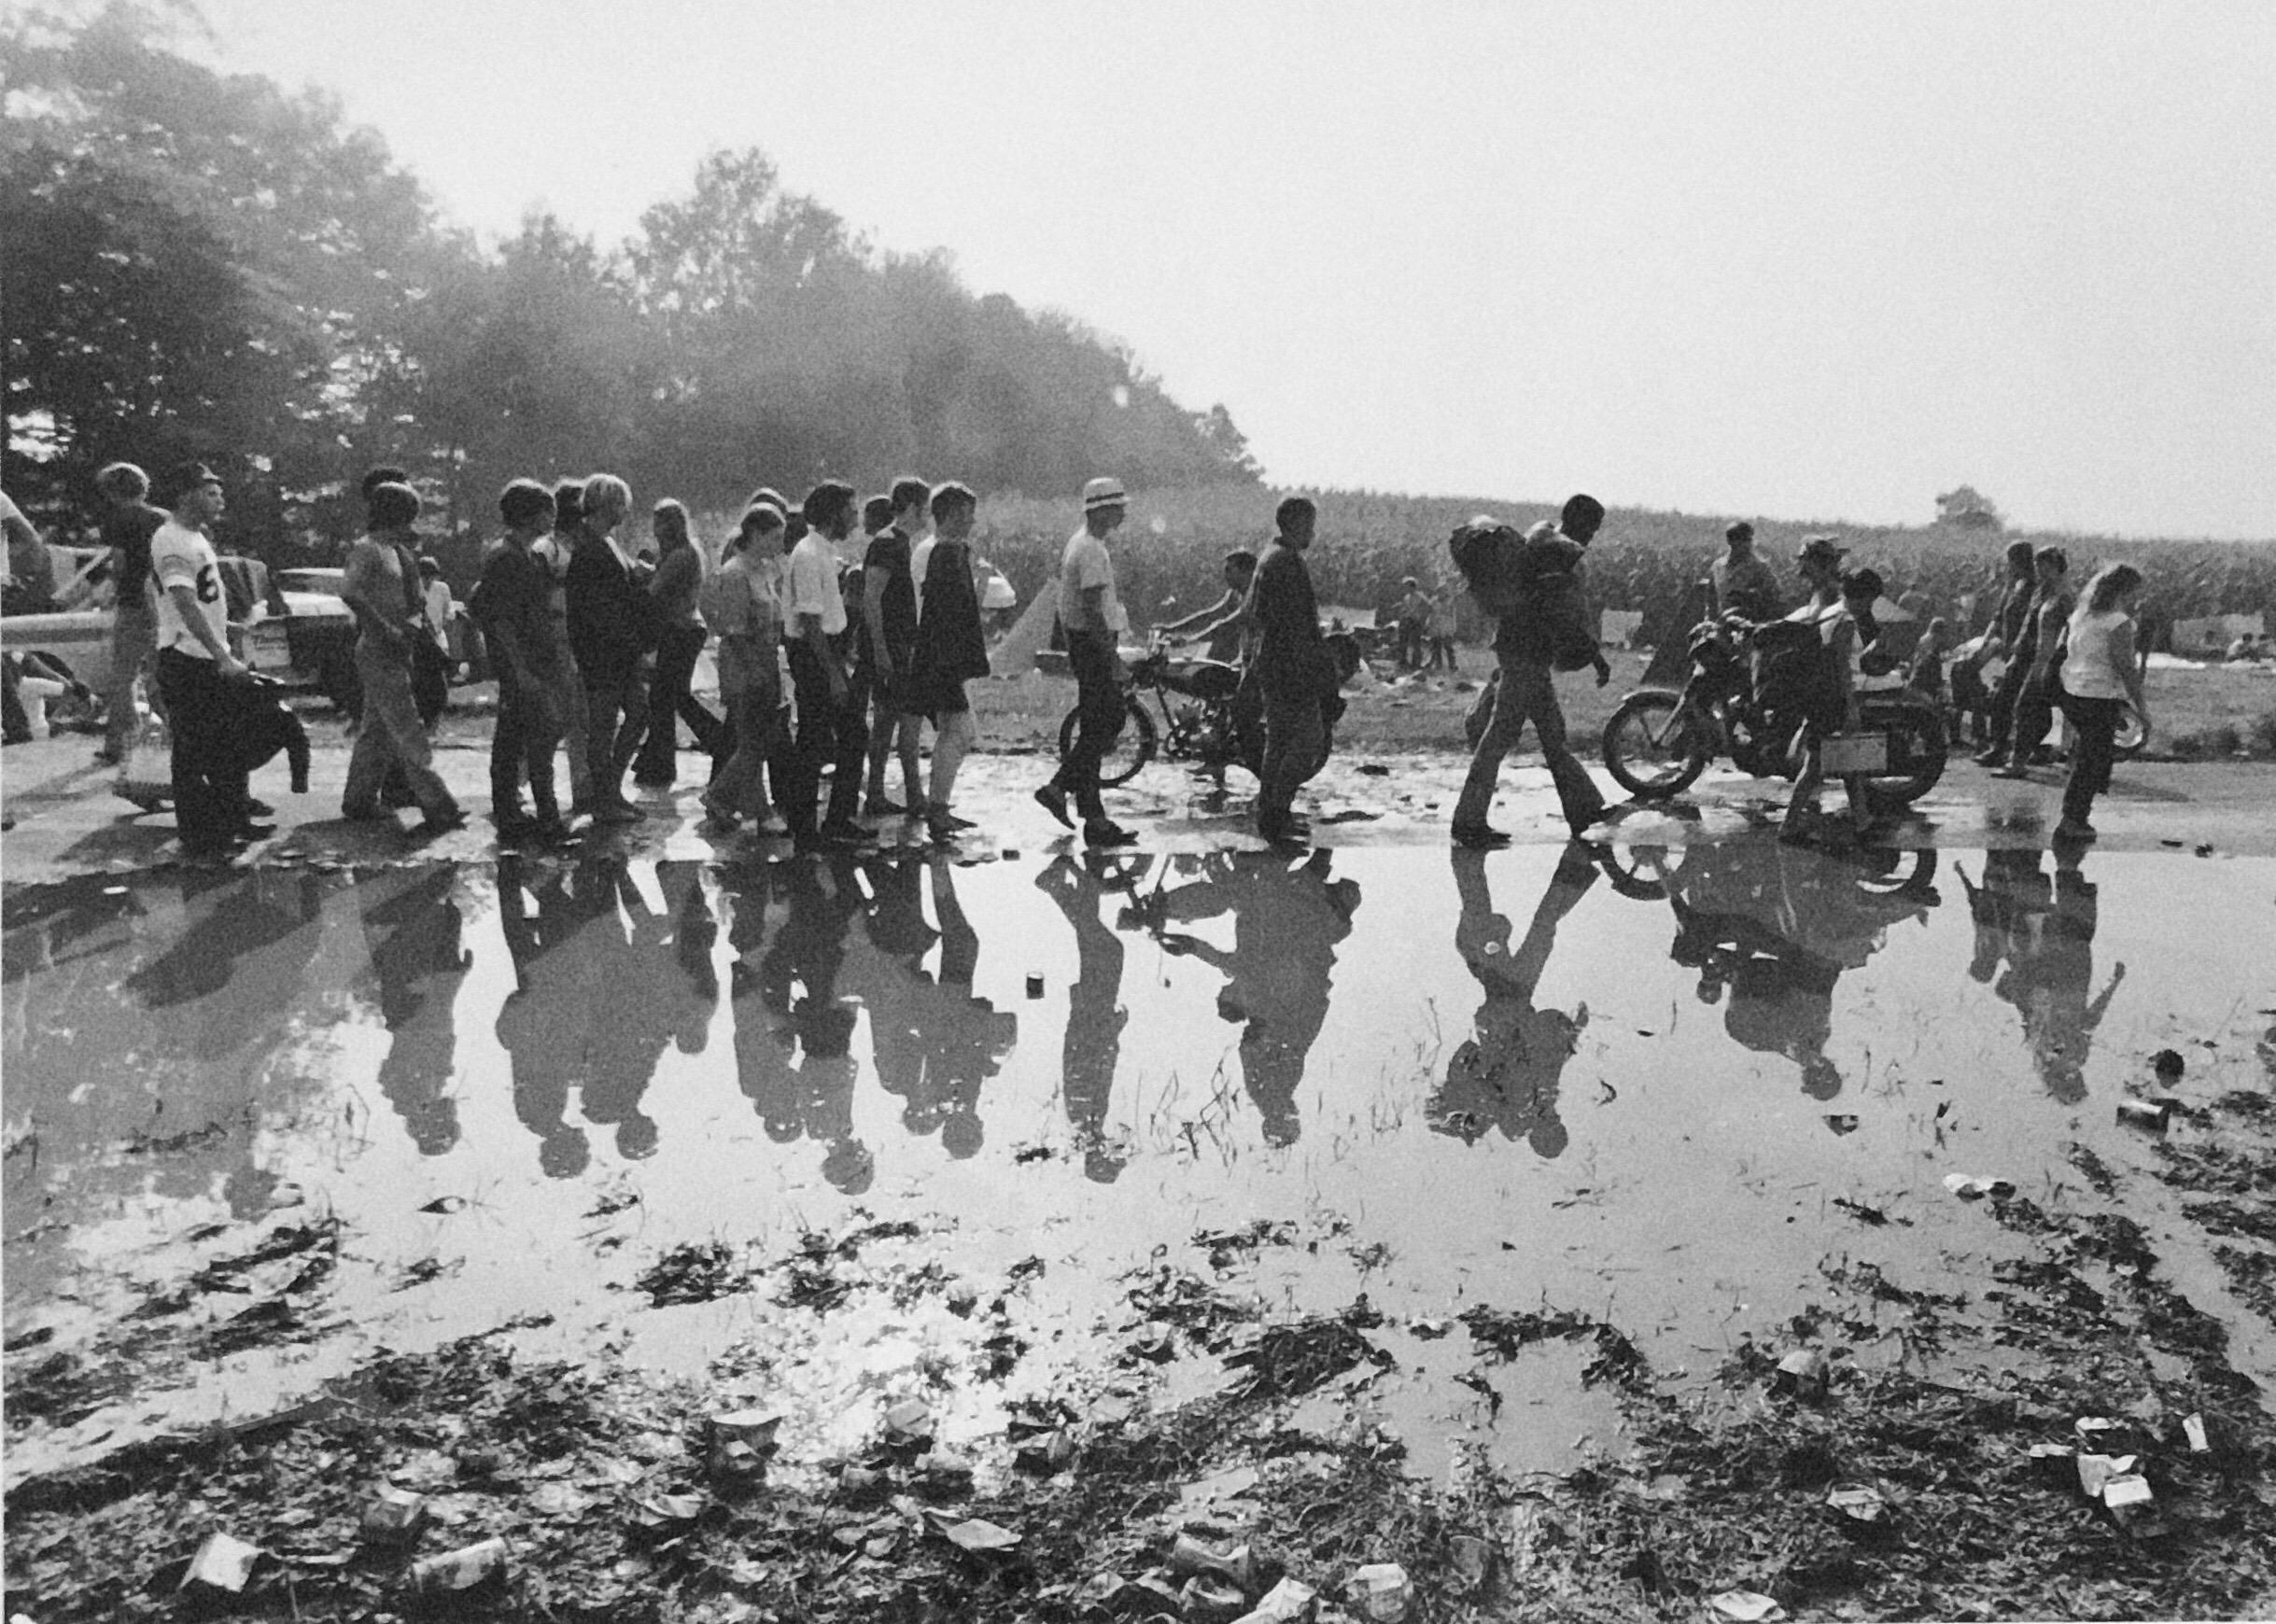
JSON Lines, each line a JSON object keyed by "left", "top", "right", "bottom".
{"left": 1234, "top": 1575, "right": 1318, "bottom": 1623}
{"left": 2183, "top": 1412, "right": 2212, "bottom": 1453}
{"left": 1169, "top": 1533, "right": 1257, "bottom": 1590}
{"left": 1182, "top": 1574, "right": 1250, "bottom": 1621}
{"left": 2115, "top": 1099, "right": 2171, "bottom": 1131}
{"left": 407, "top": 1536, "right": 509, "bottom": 1601}
{"left": 1349, "top": 1561, "right": 1412, "bottom": 1622}
{"left": 358, "top": 1485, "right": 429, "bottom": 1548}
{"left": 1773, "top": 1348, "right": 1830, "bottom": 1398}
{"left": 180, "top": 1532, "right": 262, "bottom": 1597}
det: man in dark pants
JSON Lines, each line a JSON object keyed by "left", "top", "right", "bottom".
{"left": 1974, "top": 539, "right": 2039, "bottom": 767}
{"left": 471, "top": 479, "right": 569, "bottom": 841}
{"left": 148, "top": 461, "right": 259, "bottom": 858}
{"left": 1251, "top": 495, "right": 1328, "bottom": 845}
{"left": 780, "top": 481, "right": 875, "bottom": 851}
{"left": 341, "top": 483, "right": 466, "bottom": 834}
{"left": 1451, "top": 494, "right": 1612, "bottom": 847}
{"left": 1034, "top": 476, "right": 1136, "bottom": 847}
{"left": 564, "top": 472, "right": 654, "bottom": 822}
{"left": 1992, "top": 546, "right": 2074, "bottom": 777}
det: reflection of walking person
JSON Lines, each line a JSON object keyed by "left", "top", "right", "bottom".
{"left": 1961, "top": 847, "right": 2121, "bottom": 1102}
{"left": 1035, "top": 477, "right": 1138, "bottom": 848}
{"left": 1430, "top": 845, "right": 1599, "bottom": 1155}
{"left": 359, "top": 868, "right": 471, "bottom": 1156}
{"left": 1037, "top": 852, "right": 1136, "bottom": 1181}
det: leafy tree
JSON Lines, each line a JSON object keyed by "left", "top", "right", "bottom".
{"left": 1935, "top": 485, "right": 2003, "bottom": 531}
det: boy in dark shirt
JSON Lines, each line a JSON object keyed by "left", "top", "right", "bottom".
{"left": 862, "top": 477, "right": 927, "bottom": 816}
{"left": 472, "top": 479, "right": 569, "bottom": 840}
{"left": 1251, "top": 495, "right": 1328, "bottom": 845}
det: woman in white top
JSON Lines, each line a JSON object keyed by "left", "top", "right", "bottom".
{"left": 2055, "top": 563, "right": 2149, "bottom": 842}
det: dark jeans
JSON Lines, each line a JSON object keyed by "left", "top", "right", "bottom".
{"left": 1982, "top": 661, "right": 2027, "bottom": 755}
{"left": 583, "top": 666, "right": 651, "bottom": 807}
{"left": 1047, "top": 630, "right": 1124, "bottom": 821}
{"left": 492, "top": 665, "right": 561, "bottom": 818}
{"left": 782, "top": 641, "right": 866, "bottom": 835}
{"left": 2008, "top": 671, "right": 2058, "bottom": 764}
{"left": 1454, "top": 651, "right": 1606, "bottom": 832}
{"left": 157, "top": 648, "right": 252, "bottom": 852}
{"left": 2058, "top": 694, "right": 2121, "bottom": 826}
{"left": 1259, "top": 689, "right": 1326, "bottom": 820}
{"left": 633, "top": 623, "right": 724, "bottom": 782}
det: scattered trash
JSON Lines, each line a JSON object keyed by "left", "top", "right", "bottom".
{"left": 1448, "top": 1533, "right": 1497, "bottom": 1594}
{"left": 1026, "top": 973, "right": 1045, "bottom": 999}
{"left": 1772, "top": 1348, "right": 1830, "bottom": 1399}
{"left": 1356, "top": 763, "right": 1391, "bottom": 776}
{"left": 1314, "top": 808, "right": 1381, "bottom": 823}
{"left": 1825, "top": 1483, "right": 1889, "bottom": 1533}
{"left": 1943, "top": 1173, "right": 2014, "bottom": 1200}
{"left": 707, "top": 1407, "right": 782, "bottom": 1481}
{"left": 2075, "top": 1453, "right": 2137, "bottom": 1499}
{"left": 1348, "top": 1561, "right": 1412, "bottom": 1621}
{"left": 1013, "top": 1428, "right": 1077, "bottom": 1476}
{"left": 2152, "top": 1048, "right": 2186, "bottom": 1084}
{"left": 1233, "top": 1575, "right": 1318, "bottom": 1622}
{"left": 882, "top": 1397, "right": 934, "bottom": 1449}
{"left": 2184, "top": 1412, "right": 2212, "bottom": 1453}
{"left": 1823, "top": 1114, "right": 1860, "bottom": 1135}
{"left": 2116, "top": 1099, "right": 2173, "bottom": 1132}
{"left": 1709, "top": 1590, "right": 1786, "bottom": 1622}
{"left": 358, "top": 1485, "right": 429, "bottom": 1547}
{"left": 2028, "top": 1443, "right": 2076, "bottom": 1487}
{"left": 180, "top": 1532, "right": 262, "bottom": 1599}
{"left": 935, "top": 1517, "right": 1021, "bottom": 1555}
{"left": 1182, "top": 1574, "right": 1251, "bottom": 1619}
{"left": 1179, "top": 1464, "right": 1261, "bottom": 1509}
{"left": 1169, "top": 1532, "right": 1257, "bottom": 1590}
{"left": 407, "top": 1536, "right": 510, "bottom": 1601}
{"left": 2101, "top": 1473, "right": 2161, "bottom": 1534}
{"left": 418, "top": 1196, "right": 468, "bottom": 1214}
{"left": 628, "top": 1492, "right": 706, "bottom": 1540}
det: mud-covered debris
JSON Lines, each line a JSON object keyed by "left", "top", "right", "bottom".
{"left": 1773, "top": 1348, "right": 1830, "bottom": 1399}
{"left": 358, "top": 1485, "right": 428, "bottom": 1548}
{"left": 1179, "top": 1464, "right": 1261, "bottom": 1510}
{"left": 1347, "top": 1561, "right": 1411, "bottom": 1621}
{"left": 883, "top": 1397, "right": 935, "bottom": 1450}
{"left": 1169, "top": 1531, "right": 1256, "bottom": 1590}
{"left": 1224, "top": 1315, "right": 1387, "bottom": 1402}
{"left": 935, "top": 1516, "right": 1021, "bottom": 1555}
{"left": 418, "top": 1195, "right": 468, "bottom": 1214}
{"left": 2028, "top": 1443, "right": 2075, "bottom": 1487}
{"left": 1176, "top": 1574, "right": 1245, "bottom": 1618}
{"left": 1233, "top": 1575, "right": 1317, "bottom": 1622}
{"left": 1823, "top": 1113, "right": 1860, "bottom": 1135}
{"left": 1825, "top": 1483, "right": 1889, "bottom": 1535}
{"left": 628, "top": 1491, "right": 707, "bottom": 1543}
{"left": 1709, "top": 1590, "right": 1786, "bottom": 1622}
{"left": 2117, "top": 1098, "right": 2174, "bottom": 1132}
{"left": 1943, "top": 1173, "right": 2014, "bottom": 1200}
{"left": 2153, "top": 1047, "right": 2186, "bottom": 1083}
{"left": 2184, "top": 1412, "right": 2212, "bottom": 1453}
{"left": 1013, "top": 1429, "right": 1076, "bottom": 1477}
{"left": 635, "top": 1239, "right": 751, "bottom": 1307}
{"left": 180, "top": 1532, "right": 262, "bottom": 1598}
{"left": 1408, "top": 1317, "right": 1452, "bottom": 1339}
{"left": 407, "top": 1535, "right": 510, "bottom": 1602}
{"left": 2076, "top": 1453, "right": 2138, "bottom": 1499}
{"left": 1448, "top": 1533, "right": 1496, "bottom": 1595}
{"left": 708, "top": 1407, "right": 783, "bottom": 1481}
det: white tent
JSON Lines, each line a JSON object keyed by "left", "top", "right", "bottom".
{"left": 990, "top": 579, "right": 1059, "bottom": 673}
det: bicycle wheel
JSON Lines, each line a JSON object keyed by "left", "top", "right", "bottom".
{"left": 1056, "top": 696, "right": 1157, "bottom": 789}
{"left": 1601, "top": 691, "right": 1708, "bottom": 799}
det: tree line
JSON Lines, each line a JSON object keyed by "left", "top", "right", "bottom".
{"left": 0, "top": 3, "right": 1260, "bottom": 562}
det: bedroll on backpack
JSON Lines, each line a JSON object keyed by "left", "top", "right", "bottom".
{"left": 1448, "top": 516, "right": 1524, "bottom": 618}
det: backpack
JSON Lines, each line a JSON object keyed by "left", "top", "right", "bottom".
{"left": 1447, "top": 515, "right": 1524, "bottom": 618}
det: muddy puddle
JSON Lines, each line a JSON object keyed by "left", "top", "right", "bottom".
{"left": 7, "top": 841, "right": 2273, "bottom": 1491}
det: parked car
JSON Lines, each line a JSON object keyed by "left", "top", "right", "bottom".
{"left": 248, "top": 567, "right": 360, "bottom": 712}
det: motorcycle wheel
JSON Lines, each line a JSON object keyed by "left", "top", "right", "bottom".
{"left": 1056, "top": 696, "right": 1158, "bottom": 789}
{"left": 1601, "top": 691, "right": 1709, "bottom": 799}
{"left": 1864, "top": 699, "right": 1947, "bottom": 805}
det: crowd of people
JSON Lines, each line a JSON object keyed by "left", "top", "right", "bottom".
{"left": 11, "top": 457, "right": 2171, "bottom": 856}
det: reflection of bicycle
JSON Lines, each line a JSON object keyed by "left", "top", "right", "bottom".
{"left": 1055, "top": 637, "right": 1257, "bottom": 789}
{"left": 1609, "top": 840, "right": 1938, "bottom": 903}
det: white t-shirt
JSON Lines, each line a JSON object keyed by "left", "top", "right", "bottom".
{"left": 151, "top": 519, "right": 227, "bottom": 659}
{"left": 911, "top": 533, "right": 938, "bottom": 604}
{"left": 2062, "top": 609, "right": 2135, "bottom": 701}
{"left": 1058, "top": 526, "right": 1125, "bottom": 636}
{"left": 786, "top": 532, "right": 848, "bottom": 637}
{"left": 423, "top": 579, "right": 453, "bottom": 643}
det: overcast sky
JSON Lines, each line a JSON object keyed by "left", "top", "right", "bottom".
{"left": 193, "top": 0, "right": 2274, "bottom": 539}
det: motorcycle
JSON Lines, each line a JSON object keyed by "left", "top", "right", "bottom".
{"left": 1056, "top": 638, "right": 1260, "bottom": 789}
{"left": 1600, "top": 615, "right": 1947, "bottom": 805}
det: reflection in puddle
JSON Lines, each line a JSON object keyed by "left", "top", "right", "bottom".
{"left": 5, "top": 841, "right": 2271, "bottom": 1482}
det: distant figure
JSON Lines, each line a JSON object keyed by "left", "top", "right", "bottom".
{"left": 93, "top": 461, "right": 170, "bottom": 764}
{"left": 1394, "top": 576, "right": 1434, "bottom": 669}
{"left": 1250, "top": 494, "right": 1329, "bottom": 846}
{"left": 1974, "top": 539, "right": 2040, "bottom": 767}
{"left": 340, "top": 482, "right": 466, "bottom": 836}
{"left": 1708, "top": 520, "right": 1784, "bottom": 623}
{"left": 2054, "top": 563, "right": 2149, "bottom": 843}
{"left": 1034, "top": 476, "right": 1138, "bottom": 848}
{"left": 1159, "top": 548, "right": 1257, "bottom": 665}
{"left": 1990, "top": 546, "right": 2073, "bottom": 777}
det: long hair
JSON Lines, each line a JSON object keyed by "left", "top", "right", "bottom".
{"left": 653, "top": 498, "right": 691, "bottom": 550}
{"left": 2083, "top": 563, "right": 2143, "bottom": 614}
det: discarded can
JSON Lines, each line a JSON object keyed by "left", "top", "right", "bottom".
{"left": 1773, "top": 1348, "right": 1830, "bottom": 1398}
{"left": 708, "top": 1407, "right": 782, "bottom": 1479}
{"left": 1026, "top": 973, "right": 1045, "bottom": 998}
{"left": 1348, "top": 1561, "right": 1412, "bottom": 1622}
{"left": 1233, "top": 1576, "right": 1319, "bottom": 1624}
{"left": 2101, "top": 1472, "right": 2157, "bottom": 1531}
{"left": 1182, "top": 1575, "right": 1251, "bottom": 1621}
{"left": 2183, "top": 1412, "right": 2211, "bottom": 1453}
{"left": 1169, "top": 1533, "right": 1257, "bottom": 1590}
{"left": 407, "top": 1536, "right": 510, "bottom": 1600}
{"left": 2116, "top": 1099, "right": 2171, "bottom": 1131}
{"left": 2075, "top": 1453, "right": 2137, "bottom": 1500}
{"left": 180, "top": 1532, "right": 262, "bottom": 1597}
{"left": 358, "top": 1485, "right": 429, "bottom": 1547}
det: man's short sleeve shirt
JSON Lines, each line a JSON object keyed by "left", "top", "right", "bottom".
{"left": 787, "top": 534, "right": 849, "bottom": 637}
{"left": 150, "top": 520, "right": 226, "bottom": 658}
{"left": 1058, "top": 528, "right": 1123, "bottom": 636}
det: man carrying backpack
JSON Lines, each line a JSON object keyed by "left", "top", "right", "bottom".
{"left": 1450, "top": 494, "right": 1613, "bottom": 847}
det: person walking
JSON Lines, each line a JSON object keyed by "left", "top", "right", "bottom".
{"left": 780, "top": 481, "right": 875, "bottom": 851}
{"left": 861, "top": 476, "right": 929, "bottom": 817}
{"left": 2053, "top": 564, "right": 2149, "bottom": 842}
{"left": 471, "top": 478, "right": 569, "bottom": 843}
{"left": 1974, "top": 539, "right": 2040, "bottom": 767}
{"left": 340, "top": 482, "right": 466, "bottom": 834}
{"left": 148, "top": 461, "right": 260, "bottom": 858}
{"left": 534, "top": 481, "right": 595, "bottom": 815}
{"left": 701, "top": 502, "right": 792, "bottom": 835}
{"left": 1991, "top": 546, "right": 2075, "bottom": 778}
{"left": 1780, "top": 557, "right": 1880, "bottom": 844}
{"left": 1451, "top": 494, "right": 1612, "bottom": 847}
{"left": 908, "top": 481, "right": 992, "bottom": 839}
{"left": 564, "top": 473, "right": 657, "bottom": 823}
{"left": 631, "top": 498, "right": 726, "bottom": 789}
{"left": 1034, "top": 477, "right": 1137, "bottom": 847}
{"left": 1250, "top": 495, "right": 1330, "bottom": 845}
{"left": 1394, "top": 576, "right": 1433, "bottom": 670}
{"left": 92, "top": 461, "right": 169, "bottom": 764}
